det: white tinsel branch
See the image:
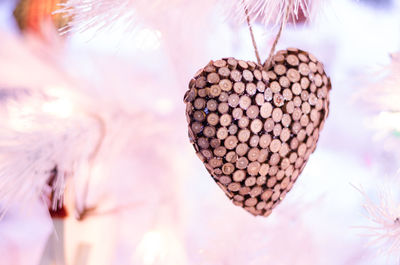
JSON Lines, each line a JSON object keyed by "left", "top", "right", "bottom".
{"left": 60, "top": 0, "right": 325, "bottom": 34}
{"left": 356, "top": 185, "right": 400, "bottom": 255}
{"left": 361, "top": 53, "right": 400, "bottom": 112}
{"left": 0, "top": 93, "right": 100, "bottom": 215}
{"left": 215, "top": 0, "right": 323, "bottom": 27}
{"left": 58, "top": 0, "right": 188, "bottom": 34}
{"left": 359, "top": 53, "right": 400, "bottom": 138}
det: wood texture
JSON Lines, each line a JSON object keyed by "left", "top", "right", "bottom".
{"left": 184, "top": 49, "right": 331, "bottom": 216}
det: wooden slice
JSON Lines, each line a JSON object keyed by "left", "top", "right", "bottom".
{"left": 293, "top": 96, "right": 302, "bottom": 107}
{"left": 238, "top": 60, "right": 249, "bottom": 69}
{"left": 228, "top": 182, "right": 241, "bottom": 192}
{"left": 236, "top": 157, "right": 249, "bottom": 170}
{"left": 230, "top": 70, "right": 242, "bottom": 82}
{"left": 198, "top": 137, "right": 209, "bottom": 149}
{"left": 274, "top": 64, "right": 286, "bottom": 75}
{"left": 226, "top": 151, "right": 238, "bottom": 163}
{"left": 236, "top": 143, "right": 249, "bottom": 156}
{"left": 228, "top": 124, "right": 238, "bottom": 135}
{"left": 260, "top": 102, "right": 273, "bottom": 118}
{"left": 281, "top": 114, "right": 291, "bottom": 127}
{"left": 259, "top": 134, "right": 272, "bottom": 149}
{"left": 286, "top": 54, "right": 300, "bottom": 66}
{"left": 243, "top": 70, "right": 254, "bottom": 82}
{"left": 246, "top": 83, "right": 257, "bottom": 95}
{"left": 233, "top": 170, "right": 246, "bottom": 182}
{"left": 279, "top": 76, "right": 290, "bottom": 88}
{"left": 203, "top": 126, "right": 216, "bottom": 138}
{"left": 214, "top": 146, "right": 227, "bottom": 157}
{"left": 194, "top": 98, "right": 206, "bottom": 109}
{"left": 224, "top": 135, "right": 238, "bottom": 150}
{"left": 249, "top": 135, "right": 260, "bottom": 147}
{"left": 282, "top": 88, "right": 293, "bottom": 101}
{"left": 292, "top": 82, "right": 302, "bottom": 95}
{"left": 239, "top": 95, "right": 252, "bottom": 110}
{"left": 207, "top": 99, "right": 218, "bottom": 111}
{"left": 270, "top": 139, "right": 282, "bottom": 153}
{"left": 234, "top": 82, "right": 245, "bottom": 94}
{"left": 218, "top": 67, "right": 230, "bottom": 77}
{"left": 299, "top": 63, "right": 310, "bottom": 76}
{"left": 207, "top": 73, "right": 220, "bottom": 84}
{"left": 245, "top": 176, "right": 256, "bottom": 187}
{"left": 227, "top": 58, "right": 238, "bottom": 69}
{"left": 287, "top": 68, "right": 301, "bottom": 83}
{"left": 238, "top": 129, "right": 251, "bottom": 142}
{"left": 264, "top": 87, "right": 273, "bottom": 101}
{"left": 219, "top": 92, "right": 228, "bottom": 102}
{"left": 257, "top": 81, "right": 266, "bottom": 93}
{"left": 191, "top": 122, "right": 203, "bottom": 134}
{"left": 280, "top": 128, "right": 291, "bottom": 142}
{"left": 273, "top": 93, "right": 284, "bottom": 107}
{"left": 219, "top": 79, "right": 233, "bottom": 92}
{"left": 195, "top": 76, "right": 207, "bottom": 88}
{"left": 279, "top": 143, "right": 290, "bottom": 157}
{"left": 228, "top": 94, "right": 240, "bottom": 107}
{"left": 255, "top": 93, "right": 265, "bottom": 106}
{"left": 232, "top": 108, "right": 243, "bottom": 120}
{"left": 220, "top": 114, "right": 232, "bottom": 127}
{"left": 213, "top": 59, "right": 226, "bottom": 68}
{"left": 269, "top": 153, "right": 281, "bottom": 166}
{"left": 246, "top": 105, "right": 260, "bottom": 119}
{"left": 273, "top": 123, "right": 282, "bottom": 137}
{"left": 247, "top": 148, "right": 260, "bottom": 162}
{"left": 248, "top": 162, "right": 261, "bottom": 176}
{"left": 250, "top": 119, "right": 263, "bottom": 133}
{"left": 210, "top": 138, "right": 221, "bottom": 148}
{"left": 218, "top": 102, "right": 229, "bottom": 114}
{"left": 272, "top": 108, "right": 283, "bottom": 122}
{"left": 259, "top": 164, "right": 270, "bottom": 177}
{"left": 270, "top": 81, "right": 281, "bottom": 93}
{"left": 298, "top": 53, "right": 309, "bottom": 62}
{"left": 217, "top": 127, "right": 228, "bottom": 140}
{"left": 193, "top": 110, "right": 205, "bottom": 122}
{"left": 250, "top": 186, "right": 262, "bottom": 197}
{"left": 254, "top": 69, "right": 262, "bottom": 80}
{"left": 264, "top": 118, "right": 275, "bottom": 132}
{"left": 257, "top": 149, "right": 269, "bottom": 163}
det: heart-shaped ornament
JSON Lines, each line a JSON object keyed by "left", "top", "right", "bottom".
{"left": 184, "top": 48, "right": 331, "bottom": 217}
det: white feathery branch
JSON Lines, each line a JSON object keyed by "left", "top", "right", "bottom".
{"left": 58, "top": 0, "right": 189, "bottom": 34}
{"left": 60, "top": 0, "right": 325, "bottom": 34}
{"left": 356, "top": 185, "right": 400, "bottom": 255}
{"left": 362, "top": 53, "right": 400, "bottom": 112}
{"left": 0, "top": 100, "right": 101, "bottom": 215}
{"left": 221, "top": 0, "right": 323, "bottom": 27}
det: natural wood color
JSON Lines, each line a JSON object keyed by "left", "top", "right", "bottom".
{"left": 236, "top": 143, "right": 249, "bottom": 156}
{"left": 232, "top": 108, "right": 243, "bottom": 120}
{"left": 246, "top": 83, "right": 257, "bottom": 95}
{"left": 185, "top": 48, "right": 332, "bottom": 217}
{"left": 220, "top": 114, "right": 232, "bottom": 127}
{"left": 217, "top": 102, "right": 229, "bottom": 114}
{"left": 263, "top": 118, "right": 275, "bottom": 132}
{"left": 249, "top": 135, "right": 260, "bottom": 147}
{"left": 224, "top": 135, "right": 238, "bottom": 150}
{"left": 239, "top": 95, "right": 252, "bottom": 110}
{"left": 236, "top": 157, "right": 249, "bottom": 170}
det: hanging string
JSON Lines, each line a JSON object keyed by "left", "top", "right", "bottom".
{"left": 245, "top": 6, "right": 262, "bottom": 65}
{"left": 264, "top": 2, "right": 291, "bottom": 69}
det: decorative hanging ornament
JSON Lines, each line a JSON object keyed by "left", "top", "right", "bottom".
{"left": 13, "top": 0, "right": 70, "bottom": 34}
{"left": 184, "top": 5, "right": 331, "bottom": 217}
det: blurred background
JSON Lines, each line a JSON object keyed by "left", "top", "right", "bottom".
{"left": 0, "top": 0, "right": 400, "bottom": 264}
